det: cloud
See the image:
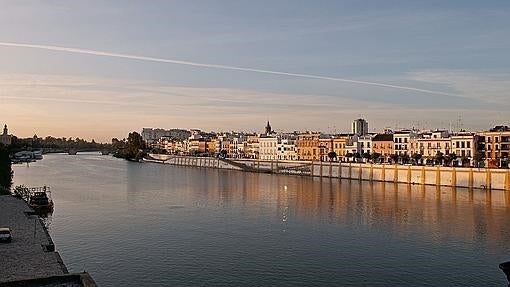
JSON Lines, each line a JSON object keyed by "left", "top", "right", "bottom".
{"left": 407, "top": 70, "right": 510, "bottom": 104}
{"left": 0, "top": 73, "right": 508, "bottom": 141}
{"left": 0, "top": 41, "right": 465, "bottom": 98}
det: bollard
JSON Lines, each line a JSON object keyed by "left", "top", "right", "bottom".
{"left": 500, "top": 261, "right": 510, "bottom": 285}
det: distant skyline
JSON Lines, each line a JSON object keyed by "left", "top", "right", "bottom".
{"left": 1, "top": 1, "right": 509, "bottom": 142}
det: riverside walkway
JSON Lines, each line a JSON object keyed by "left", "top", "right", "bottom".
{"left": 0, "top": 195, "right": 96, "bottom": 286}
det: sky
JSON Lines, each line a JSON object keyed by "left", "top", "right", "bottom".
{"left": 0, "top": 1, "right": 509, "bottom": 142}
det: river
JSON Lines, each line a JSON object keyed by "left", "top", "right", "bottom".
{"left": 12, "top": 153, "right": 510, "bottom": 286}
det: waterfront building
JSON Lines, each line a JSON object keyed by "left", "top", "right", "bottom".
{"left": 207, "top": 139, "right": 217, "bottom": 156}
{"left": 332, "top": 135, "right": 349, "bottom": 160}
{"left": 0, "top": 124, "right": 12, "bottom": 146}
{"left": 477, "top": 126, "right": 510, "bottom": 167}
{"left": 259, "top": 136, "right": 278, "bottom": 160}
{"left": 393, "top": 130, "right": 418, "bottom": 156}
{"left": 451, "top": 133, "right": 478, "bottom": 159}
{"left": 296, "top": 133, "right": 320, "bottom": 161}
{"left": 318, "top": 135, "right": 334, "bottom": 162}
{"left": 352, "top": 118, "right": 369, "bottom": 136}
{"left": 358, "top": 135, "right": 373, "bottom": 156}
{"left": 345, "top": 135, "right": 360, "bottom": 158}
{"left": 372, "top": 134, "right": 394, "bottom": 161}
{"left": 141, "top": 128, "right": 191, "bottom": 144}
{"left": 277, "top": 135, "right": 298, "bottom": 161}
{"left": 417, "top": 130, "right": 451, "bottom": 158}
{"left": 245, "top": 135, "right": 260, "bottom": 159}
{"left": 229, "top": 135, "right": 247, "bottom": 158}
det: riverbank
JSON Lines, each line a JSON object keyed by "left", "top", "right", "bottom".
{"left": 147, "top": 154, "right": 510, "bottom": 190}
{"left": 0, "top": 195, "right": 96, "bottom": 286}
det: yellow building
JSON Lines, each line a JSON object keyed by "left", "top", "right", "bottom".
{"left": 296, "top": 133, "right": 320, "bottom": 161}
{"left": 332, "top": 136, "right": 349, "bottom": 159}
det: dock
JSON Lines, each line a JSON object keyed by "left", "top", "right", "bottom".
{"left": 0, "top": 195, "right": 96, "bottom": 286}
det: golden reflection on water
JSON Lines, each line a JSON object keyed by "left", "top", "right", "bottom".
{"left": 194, "top": 171, "right": 510, "bottom": 250}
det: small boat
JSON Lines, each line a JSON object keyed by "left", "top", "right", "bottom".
{"left": 101, "top": 150, "right": 110, "bottom": 155}
{"left": 68, "top": 150, "right": 77, "bottom": 155}
{"left": 33, "top": 150, "right": 43, "bottom": 160}
{"left": 28, "top": 187, "right": 54, "bottom": 212}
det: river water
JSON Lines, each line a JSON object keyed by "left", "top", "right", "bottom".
{"left": 12, "top": 153, "right": 510, "bottom": 286}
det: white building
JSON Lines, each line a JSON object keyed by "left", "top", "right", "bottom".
{"left": 276, "top": 136, "right": 297, "bottom": 161}
{"left": 358, "top": 135, "right": 373, "bottom": 155}
{"left": 393, "top": 130, "right": 418, "bottom": 156}
{"left": 418, "top": 130, "right": 451, "bottom": 158}
{"left": 259, "top": 136, "right": 278, "bottom": 160}
{"left": 451, "top": 133, "right": 477, "bottom": 159}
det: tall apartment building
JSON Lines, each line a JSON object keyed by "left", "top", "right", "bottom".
{"left": 352, "top": 118, "right": 369, "bottom": 136}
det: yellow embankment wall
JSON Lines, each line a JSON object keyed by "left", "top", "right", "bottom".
{"left": 148, "top": 154, "right": 510, "bottom": 191}
{"left": 312, "top": 162, "right": 510, "bottom": 190}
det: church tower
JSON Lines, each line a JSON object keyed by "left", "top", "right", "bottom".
{"left": 2, "top": 124, "right": 7, "bottom": 135}
{"left": 265, "top": 121, "right": 272, "bottom": 135}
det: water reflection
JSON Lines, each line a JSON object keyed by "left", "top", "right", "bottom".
{"left": 11, "top": 154, "right": 510, "bottom": 286}
{"left": 172, "top": 170, "right": 510, "bottom": 251}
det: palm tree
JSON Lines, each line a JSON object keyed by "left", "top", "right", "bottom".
{"left": 372, "top": 152, "right": 381, "bottom": 163}
{"left": 327, "top": 151, "right": 337, "bottom": 162}
{"left": 362, "top": 152, "right": 371, "bottom": 163}
{"left": 444, "top": 153, "right": 457, "bottom": 166}
{"left": 412, "top": 153, "right": 422, "bottom": 165}
{"left": 435, "top": 151, "right": 444, "bottom": 166}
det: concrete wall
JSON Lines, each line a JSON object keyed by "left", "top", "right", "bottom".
{"left": 147, "top": 154, "right": 510, "bottom": 191}
{"left": 311, "top": 162, "right": 509, "bottom": 191}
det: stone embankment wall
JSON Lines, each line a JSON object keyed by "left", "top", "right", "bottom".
{"left": 311, "top": 162, "right": 510, "bottom": 191}
{"left": 147, "top": 154, "right": 510, "bottom": 191}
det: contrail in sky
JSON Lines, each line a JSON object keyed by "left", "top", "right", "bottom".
{"left": 0, "top": 41, "right": 458, "bottom": 97}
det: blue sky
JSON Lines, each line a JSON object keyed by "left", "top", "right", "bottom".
{"left": 0, "top": 1, "right": 509, "bottom": 141}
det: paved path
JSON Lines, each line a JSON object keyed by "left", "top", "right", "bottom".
{"left": 0, "top": 195, "right": 67, "bottom": 283}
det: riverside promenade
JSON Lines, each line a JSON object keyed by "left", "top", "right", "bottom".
{"left": 147, "top": 154, "right": 510, "bottom": 191}
{"left": 0, "top": 195, "right": 96, "bottom": 287}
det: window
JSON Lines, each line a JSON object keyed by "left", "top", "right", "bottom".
{"left": 467, "top": 142, "right": 471, "bottom": 148}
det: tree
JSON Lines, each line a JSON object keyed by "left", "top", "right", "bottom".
{"left": 444, "top": 153, "right": 457, "bottom": 166}
{"left": 0, "top": 144, "right": 13, "bottom": 195}
{"left": 401, "top": 154, "right": 410, "bottom": 164}
{"left": 114, "top": 132, "right": 146, "bottom": 161}
{"left": 474, "top": 151, "right": 485, "bottom": 167}
{"left": 220, "top": 149, "right": 228, "bottom": 158}
{"left": 461, "top": 156, "right": 470, "bottom": 167}
{"left": 412, "top": 153, "right": 422, "bottom": 165}
{"left": 327, "top": 151, "right": 337, "bottom": 162}
{"left": 435, "top": 151, "right": 445, "bottom": 166}
{"left": 345, "top": 152, "right": 353, "bottom": 162}
{"left": 362, "top": 152, "right": 371, "bottom": 162}
{"left": 372, "top": 152, "right": 381, "bottom": 163}
{"left": 390, "top": 154, "right": 399, "bottom": 164}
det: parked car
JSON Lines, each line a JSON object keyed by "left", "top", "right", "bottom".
{"left": 0, "top": 227, "right": 12, "bottom": 243}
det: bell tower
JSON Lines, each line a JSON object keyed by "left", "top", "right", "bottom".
{"left": 265, "top": 121, "right": 272, "bottom": 135}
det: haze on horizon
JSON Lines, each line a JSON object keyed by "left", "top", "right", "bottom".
{"left": 1, "top": 1, "right": 509, "bottom": 142}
